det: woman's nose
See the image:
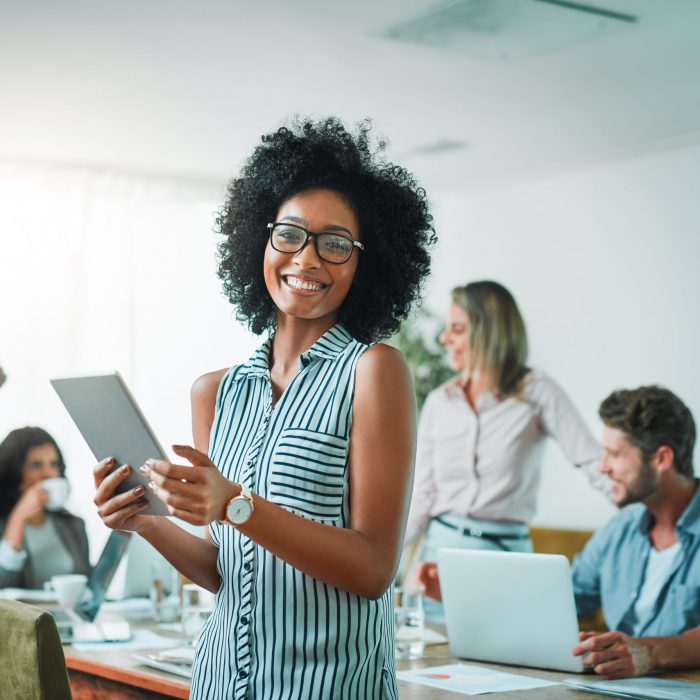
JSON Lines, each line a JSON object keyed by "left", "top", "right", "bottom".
{"left": 41, "top": 464, "right": 60, "bottom": 479}
{"left": 293, "top": 238, "right": 322, "bottom": 268}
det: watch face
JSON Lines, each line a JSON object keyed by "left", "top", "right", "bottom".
{"left": 228, "top": 497, "right": 253, "bottom": 524}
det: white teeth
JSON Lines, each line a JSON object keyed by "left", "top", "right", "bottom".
{"left": 285, "top": 276, "right": 323, "bottom": 291}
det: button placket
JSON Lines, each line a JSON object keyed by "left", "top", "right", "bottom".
{"left": 233, "top": 386, "right": 273, "bottom": 698}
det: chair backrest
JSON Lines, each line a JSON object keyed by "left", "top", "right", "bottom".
{"left": 0, "top": 599, "right": 72, "bottom": 700}
{"left": 530, "top": 526, "right": 607, "bottom": 632}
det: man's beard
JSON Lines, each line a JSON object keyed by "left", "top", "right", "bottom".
{"left": 617, "top": 454, "right": 657, "bottom": 507}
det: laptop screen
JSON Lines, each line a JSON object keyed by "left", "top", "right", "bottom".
{"left": 76, "top": 530, "right": 132, "bottom": 621}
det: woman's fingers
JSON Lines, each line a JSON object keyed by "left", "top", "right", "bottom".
{"left": 94, "top": 464, "right": 135, "bottom": 506}
{"left": 149, "top": 483, "right": 204, "bottom": 515}
{"left": 101, "top": 498, "right": 148, "bottom": 530}
{"left": 144, "top": 458, "right": 200, "bottom": 484}
{"left": 173, "top": 444, "right": 215, "bottom": 467}
{"left": 93, "top": 457, "right": 116, "bottom": 488}
{"left": 96, "top": 484, "right": 146, "bottom": 519}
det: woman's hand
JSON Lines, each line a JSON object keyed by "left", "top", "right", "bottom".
{"left": 416, "top": 561, "right": 443, "bottom": 601}
{"left": 141, "top": 445, "right": 238, "bottom": 525}
{"left": 93, "top": 457, "right": 153, "bottom": 534}
{"left": 10, "top": 481, "right": 49, "bottom": 524}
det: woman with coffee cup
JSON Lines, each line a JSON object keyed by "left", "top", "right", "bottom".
{"left": 0, "top": 426, "right": 90, "bottom": 588}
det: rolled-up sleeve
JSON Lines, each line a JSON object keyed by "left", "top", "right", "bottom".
{"left": 404, "top": 390, "right": 439, "bottom": 545}
{"left": 0, "top": 539, "right": 27, "bottom": 588}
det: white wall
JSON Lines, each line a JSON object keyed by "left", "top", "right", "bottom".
{"left": 426, "top": 142, "right": 700, "bottom": 528}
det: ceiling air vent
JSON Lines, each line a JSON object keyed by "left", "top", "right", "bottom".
{"left": 380, "top": 0, "right": 637, "bottom": 61}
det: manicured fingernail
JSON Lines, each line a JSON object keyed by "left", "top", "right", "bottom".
{"left": 146, "top": 459, "right": 156, "bottom": 467}
{"left": 148, "top": 481, "right": 156, "bottom": 490}
{"left": 134, "top": 486, "right": 144, "bottom": 495}
{"left": 139, "top": 465, "right": 148, "bottom": 474}
{"left": 121, "top": 465, "right": 130, "bottom": 474}
{"left": 106, "top": 457, "right": 114, "bottom": 465}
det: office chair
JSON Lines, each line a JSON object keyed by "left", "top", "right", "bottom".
{"left": 0, "top": 598, "right": 72, "bottom": 700}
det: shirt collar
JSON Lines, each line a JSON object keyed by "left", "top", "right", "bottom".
{"left": 443, "top": 378, "right": 499, "bottom": 410}
{"left": 677, "top": 479, "right": 700, "bottom": 533}
{"left": 233, "top": 323, "right": 353, "bottom": 380}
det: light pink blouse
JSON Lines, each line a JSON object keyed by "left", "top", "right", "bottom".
{"left": 405, "top": 369, "right": 610, "bottom": 544}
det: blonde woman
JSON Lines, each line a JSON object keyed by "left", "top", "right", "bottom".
{"left": 406, "top": 281, "right": 610, "bottom": 615}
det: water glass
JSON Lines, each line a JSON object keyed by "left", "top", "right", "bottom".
{"left": 181, "top": 583, "right": 215, "bottom": 641}
{"left": 394, "top": 587, "right": 425, "bottom": 659}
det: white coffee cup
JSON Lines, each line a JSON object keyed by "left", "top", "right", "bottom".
{"left": 42, "top": 477, "right": 70, "bottom": 511}
{"left": 51, "top": 573, "right": 88, "bottom": 608}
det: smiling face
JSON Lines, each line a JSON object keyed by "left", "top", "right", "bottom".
{"left": 439, "top": 303, "right": 474, "bottom": 373}
{"left": 264, "top": 188, "right": 360, "bottom": 328}
{"left": 20, "top": 443, "right": 62, "bottom": 493}
{"left": 599, "top": 426, "right": 658, "bottom": 507}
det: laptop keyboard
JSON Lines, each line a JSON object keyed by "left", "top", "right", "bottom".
{"left": 50, "top": 609, "right": 75, "bottom": 624}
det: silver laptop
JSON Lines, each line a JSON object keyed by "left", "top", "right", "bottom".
{"left": 437, "top": 549, "right": 584, "bottom": 673}
{"left": 51, "top": 530, "right": 132, "bottom": 643}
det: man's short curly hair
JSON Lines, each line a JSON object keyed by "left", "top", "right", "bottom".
{"left": 215, "top": 117, "right": 435, "bottom": 344}
{"left": 599, "top": 385, "right": 696, "bottom": 477}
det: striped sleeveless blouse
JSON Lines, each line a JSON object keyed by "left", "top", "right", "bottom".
{"left": 190, "top": 323, "right": 398, "bottom": 700}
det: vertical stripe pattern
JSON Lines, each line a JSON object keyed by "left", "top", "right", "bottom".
{"left": 190, "top": 324, "right": 398, "bottom": 700}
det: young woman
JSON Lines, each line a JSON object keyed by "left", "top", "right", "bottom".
{"left": 0, "top": 427, "right": 90, "bottom": 588}
{"left": 91, "top": 118, "right": 435, "bottom": 699}
{"left": 406, "top": 282, "right": 611, "bottom": 613}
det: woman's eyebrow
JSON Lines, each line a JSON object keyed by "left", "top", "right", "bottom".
{"left": 324, "top": 224, "right": 354, "bottom": 236}
{"left": 279, "top": 215, "right": 308, "bottom": 226}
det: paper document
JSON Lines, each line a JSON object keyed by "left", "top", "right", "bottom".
{"left": 71, "top": 627, "right": 176, "bottom": 652}
{"left": 397, "top": 663, "right": 559, "bottom": 696}
{"left": 564, "top": 677, "right": 700, "bottom": 699}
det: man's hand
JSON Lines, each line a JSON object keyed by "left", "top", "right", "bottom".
{"left": 573, "top": 630, "right": 653, "bottom": 678}
{"left": 416, "top": 561, "right": 443, "bottom": 602}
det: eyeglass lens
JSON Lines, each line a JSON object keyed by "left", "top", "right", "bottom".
{"left": 271, "top": 224, "right": 354, "bottom": 263}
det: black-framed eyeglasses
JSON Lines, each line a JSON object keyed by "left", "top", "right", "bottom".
{"left": 267, "top": 222, "right": 365, "bottom": 264}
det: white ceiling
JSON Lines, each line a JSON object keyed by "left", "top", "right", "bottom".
{"left": 1, "top": 0, "right": 699, "bottom": 191}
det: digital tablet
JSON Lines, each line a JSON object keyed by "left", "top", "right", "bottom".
{"left": 51, "top": 372, "right": 170, "bottom": 516}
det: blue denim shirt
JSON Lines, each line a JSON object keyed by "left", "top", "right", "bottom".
{"left": 572, "top": 480, "right": 700, "bottom": 637}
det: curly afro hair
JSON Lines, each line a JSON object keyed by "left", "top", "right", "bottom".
{"left": 215, "top": 117, "right": 435, "bottom": 344}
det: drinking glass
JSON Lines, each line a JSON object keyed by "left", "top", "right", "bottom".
{"left": 181, "top": 583, "right": 215, "bottom": 643}
{"left": 394, "top": 586, "right": 425, "bottom": 659}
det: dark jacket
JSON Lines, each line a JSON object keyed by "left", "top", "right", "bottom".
{"left": 0, "top": 510, "right": 90, "bottom": 588}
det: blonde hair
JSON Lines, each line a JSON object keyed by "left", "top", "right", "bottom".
{"left": 452, "top": 281, "right": 529, "bottom": 398}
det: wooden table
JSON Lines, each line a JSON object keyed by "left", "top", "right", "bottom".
{"left": 63, "top": 626, "right": 700, "bottom": 699}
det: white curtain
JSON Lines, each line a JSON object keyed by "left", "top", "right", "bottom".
{"left": 0, "top": 160, "right": 258, "bottom": 556}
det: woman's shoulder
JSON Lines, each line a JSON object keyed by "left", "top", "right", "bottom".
{"left": 191, "top": 369, "right": 230, "bottom": 399}
{"left": 355, "top": 343, "right": 413, "bottom": 399}
{"left": 521, "top": 368, "right": 569, "bottom": 402}
{"left": 356, "top": 343, "right": 409, "bottom": 379}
